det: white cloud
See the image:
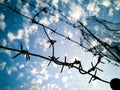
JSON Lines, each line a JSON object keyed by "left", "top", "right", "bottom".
{"left": 114, "top": 0, "right": 120, "bottom": 10}
{"left": 19, "top": 64, "right": 25, "bottom": 69}
{"left": 1, "top": 39, "right": 11, "bottom": 56}
{"left": 29, "top": 85, "right": 41, "bottom": 90}
{"left": 24, "top": 24, "right": 38, "bottom": 49}
{"left": 40, "top": 61, "right": 48, "bottom": 68}
{"left": 0, "top": 13, "right": 5, "bottom": 20}
{"left": 102, "top": 0, "right": 111, "bottom": 7}
{"left": 31, "top": 68, "right": 39, "bottom": 75}
{"left": 69, "top": 2, "right": 85, "bottom": 21}
{"left": 1, "top": 49, "right": 11, "bottom": 56}
{"left": 87, "top": 2, "right": 94, "bottom": 12}
{"left": 0, "top": 13, "right": 6, "bottom": 30}
{"left": 103, "top": 38, "right": 112, "bottom": 45}
{"left": 49, "top": 12, "right": 59, "bottom": 23}
{"left": 109, "top": 8, "right": 113, "bottom": 16}
{"left": 87, "top": 2, "right": 100, "bottom": 16}
{"left": 40, "top": 68, "right": 49, "bottom": 80}
{"left": 7, "top": 32, "right": 14, "bottom": 42}
{"left": 50, "top": 84, "right": 60, "bottom": 89}
{"left": 6, "top": 66, "right": 17, "bottom": 75}
{"left": 16, "top": 0, "right": 22, "bottom": 10}
{"left": 18, "top": 72, "right": 24, "bottom": 78}
{"left": 2, "top": 39, "right": 7, "bottom": 46}
{"left": 91, "top": 40, "right": 99, "bottom": 47}
{"left": 55, "top": 73, "right": 59, "bottom": 79}
{"left": 21, "top": 3, "right": 31, "bottom": 17}
{"left": 0, "top": 21, "right": 6, "bottom": 30}
{"left": 62, "top": 76, "right": 68, "bottom": 83}
{"left": 11, "top": 66, "right": 18, "bottom": 71}
{"left": 94, "top": 25, "right": 99, "bottom": 31}
{"left": 62, "top": 76, "right": 68, "bottom": 88}
{"left": 31, "top": 78, "right": 42, "bottom": 85}
{"left": 6, "top": 68, "right": 12, "bottom": 75}
{"left": 7, "top": 24, "right": 38, "bottom": 49}
{"left": 29, "top": 84, "right": 61, "bottom": 90}
{"left": 34, "top": 38, "right": 49, "bottom": 52}
{"left": 64, "top": 28, "right": 73, "bottom": 38}
{"left": 52, "top": 63, "right": 58, "bottom": 68}
{"left": 35, "top": 0, "right": 47, "bottom": 8}
{"left": 81, "top": 18, "right": 87, "bottom": 26}
{"left": 40, "top": 17, "right": 50, "bottom": 26}
{"left": 29, "top": 83, "right": 61, "bottom": 90}
{"left": 77, "top": 0, "right": 83, "bottom": 3}
{"left": 0, "top": 62, "right": 6, "bottom": 70}
{"left": 40, "top": 68, "right": 47, "bottom": 75}
{"left": 7, "top": 30, "right": 24, "bottom": 42}
{"left": 52, "top": 0, "right": 59, "bottom": 8}
{"left": 5, "top": 50, "right": 11, "bottom": 56}
{"left": 62, "top": 0, "right": 69, "bottom": 4}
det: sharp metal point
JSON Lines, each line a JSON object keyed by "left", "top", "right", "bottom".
{"left": 20, "top": 44, "right": 22, "bottom": 50}
{"left": 13, "top": 53, "right": 21, "bottom": 59}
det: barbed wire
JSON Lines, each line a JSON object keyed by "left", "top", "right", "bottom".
{"left": 19, "top": 0, "right": 120, "bottom": 64}
{"left": 0, "top": 45, "right": 110, "bottom": 84}
{"left": 0, "top": 2, "right": 89, "bottom": 49}
{"left": 0, "top": 1, "right": 119, "bottom": 85}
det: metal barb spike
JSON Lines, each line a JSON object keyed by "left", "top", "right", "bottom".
{"left": 47, "top": 60, "right": 52, "bottom": 67}
{"left": 89, "top": 77, "right": 93, "bottom": 83}
{"left": 42, "top": 7, "right": 47, "bottom": 13}
{"left": 13, "top": 53, "right": 21, "bottom": 59}
{"left": 20, "top": 44, "right": 23, "bottom": 50}
{"left": 60, "top": 65, "right": 64, "bottom": 73}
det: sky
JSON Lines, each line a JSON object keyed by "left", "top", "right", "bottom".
{"left": 0, "top": 0, "right": 120, "bottom": 90}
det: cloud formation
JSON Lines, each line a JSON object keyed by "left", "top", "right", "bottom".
{"left": 87, "top": 1, "right": 100, "bottom": 16}
{"left": 0, "top": 62, "right": 6, "bottom": 70}
{"left": 0, "top": 13, "right": 6, "bottom": 30}
{"left": 69, "top": 2, "right": 85, "bottom": 21}
{"left": 7, "top": 24, "right": 38, "bottom": 49}
{"left": 101, "top": 0, "right": 111, "bottom": 7}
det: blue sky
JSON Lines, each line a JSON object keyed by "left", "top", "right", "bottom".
{"left": 0, "top": 0, "right": 120, "bottom": 90}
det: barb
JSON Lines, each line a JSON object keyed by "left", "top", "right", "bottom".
{"left": 41, "top": 1, "right": 120, "bottom": 63}
{"left": 32, "top": 7, "right": 47, "bottom": 20}
{"left": 40, "top": 0, "right": 75, "bottom": 23}
{"left": 43, "top": 26, "right": 57, "bottom": 66}
{"left": 89, "top": 70, "right": 97, "bottom": 83}
{"left": 60, "top": 56, "right": 67, "bottom": 73}
{"left": 78, "top": 22, "right": 120, "bottom": 62}
{"left": 20, "top": 0, "right": 93, "bottom": 49}
{"left": 89, "top": 62, "right": 103, "bottom": 72}
{"left": 0, "top": 45, "right": 110, "bottom": 84}
{"left": 19, "top": 0, "right": 120, "bottom": 63}
{"left": 0, "top": 1, "right": 113, "bottom": 85}
{"left": 0, "top": 2, "right": 88, "bottom": 50}
{"left": 12, "top": 44, "right": 30, "bottom": 61}
{"left": 70, "top": 59, "right": 81, "bottom": 68}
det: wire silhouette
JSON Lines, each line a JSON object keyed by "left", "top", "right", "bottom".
{"left": 19, "top": 0, "right": 120, "bottom": 64}
{"left": 13, "top": 44, "right": 30, "bottom": 61}
{"left": 0, "top": 1, "right": 120, "bottom": 89}
{"left": 0, "top": 45, "right": 110, "bottom": 84}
